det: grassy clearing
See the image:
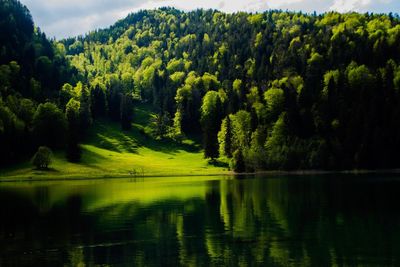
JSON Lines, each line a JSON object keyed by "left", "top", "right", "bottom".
{"left": 0, "top": 104, "right": 230, "bottom": 180}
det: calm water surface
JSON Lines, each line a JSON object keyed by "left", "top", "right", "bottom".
{"left": 0, "top": 174, "right": 400, "bottom": 266}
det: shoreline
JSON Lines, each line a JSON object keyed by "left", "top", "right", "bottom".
{"left": 0, "top": 172, "right": 233, "bottom": 183}
{"left": 238, "top": 169, "right": 400, "bottom": 176}
{"left": 1, "top": 168, "right": 400, "bottom": 183}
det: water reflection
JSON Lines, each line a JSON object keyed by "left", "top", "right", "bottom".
{"left": 0, "top": 175, "right": 399, "bottom": 266}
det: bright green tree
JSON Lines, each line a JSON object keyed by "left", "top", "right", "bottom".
{"left": 200, "top": 91, "right": 222, "bottom": 159}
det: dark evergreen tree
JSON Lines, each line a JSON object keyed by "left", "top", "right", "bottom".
{"left": 231, "top": 149, "right": 245, "bottom": 173}
{"left": 79, "top": 84, "right": 92, "bottom": 136}
{"left": 120, "top": 93, "right": 134, "bottom": 130}
{"left": 65, "top": 98, "right": 81, "bottom": 162}
{"left": 90, "top": 84, "right": 107, "bottom": 120}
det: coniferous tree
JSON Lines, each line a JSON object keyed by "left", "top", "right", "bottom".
{"left": 120, "top": 93, "right": 134, "bottom": 130}
{"left": 65, "top": 98, "right": 81, "bottom": 162}
{"left": 90, "top": 83, "right": 107, "bottom": 120}
{"left": 79, "top": 84, "right": 92, "bottom": 136}
{"left": 201, "top": 91, "right": 223, "bottom": 159}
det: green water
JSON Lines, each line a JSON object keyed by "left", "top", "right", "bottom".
{"left": 0, "top": 174, "right": 399, "bottom": 266}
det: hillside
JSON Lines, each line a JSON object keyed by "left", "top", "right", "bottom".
{"left": 1, "top": 0, "right": 400, "bottom": 176}
{"left": 62, "top": 9, "right": 400, "bottom": 171}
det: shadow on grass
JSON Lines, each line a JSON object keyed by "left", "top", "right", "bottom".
{"left": 87, "top": 118, "right": 201, "bottom": 155}
{"left": 87, "top": 122, "right": 139, "bottom": 154}
{"left": 131, "top": 126, "right": 202, "bottom": 154}
{"left": 208, "top": 159, "right": 229, "bottom": 168}
{"left": 131, "top": 103, "right": 202, "bottom": 154}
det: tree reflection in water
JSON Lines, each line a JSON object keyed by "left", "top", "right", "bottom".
{"left": 0, "top": 175, "right": 399, "bottom": 266}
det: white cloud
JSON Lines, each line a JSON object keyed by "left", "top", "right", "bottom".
{"left": 45, "top": 9, "right": 128, "bottom": 38}
{"left": 266, "top": 0, "right": 305, "bottom": 9}
{"left": 329, "top": 0, "right": 371, "bottom": 12}
{"left": 20, "top": 0, "right": 146, "bottom": 38}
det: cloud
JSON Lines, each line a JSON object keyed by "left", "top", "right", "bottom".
{"left": 21, "top": 0, "right": 146, "bottom": 38}
{"left": 44, "top": 10, "right": 127, "bottom": 38}
{"left": 330, "top": 0, "right": 371, "bottom": 12}
{"left": 18, "top": 0, "right": 400, "bottom": 39}
{"left": 266, "top": 0, "right": 305, "bottom": 9}
{"left": 329, "top": 0, "right": 400, "bottom": 13}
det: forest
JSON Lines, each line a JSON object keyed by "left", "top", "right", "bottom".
{"left": 2, "top": 0, "right": 400, "bottom": 172}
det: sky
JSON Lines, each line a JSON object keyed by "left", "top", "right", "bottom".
{"left": 19, "top": 0, "right": 400, "bottom": 39}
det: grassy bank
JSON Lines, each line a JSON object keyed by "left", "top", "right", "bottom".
{"left": 0, "top": 105, "right": 230, "bottom": 181}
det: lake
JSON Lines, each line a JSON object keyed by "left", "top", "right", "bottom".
{"left": 0, "top": 174, "right": 399, "bottom": 266}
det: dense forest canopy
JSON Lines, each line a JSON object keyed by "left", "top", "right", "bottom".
{"left": 0, "top": 0, "right": 76, "bottom": 164}
{"left": 2, "top": 0, "right": 400, "bottom": 171}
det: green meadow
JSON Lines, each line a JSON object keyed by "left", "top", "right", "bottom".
{"left": 0, "top": 105, "right": 230, "bottom": 181}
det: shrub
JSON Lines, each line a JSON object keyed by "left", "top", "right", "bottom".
{"left": 32, "top": 146, "right": 52, "bottom": 169}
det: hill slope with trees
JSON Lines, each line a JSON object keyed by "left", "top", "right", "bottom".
{"left": 2, "top": 0, "right": 400, "bottom": 174}
{"left": 62, "top": 8, "right": 400, "bottom": 171}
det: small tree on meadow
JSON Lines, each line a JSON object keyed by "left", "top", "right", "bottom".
{"left": 32, "top": 146, "right": 52, "bottom": 169}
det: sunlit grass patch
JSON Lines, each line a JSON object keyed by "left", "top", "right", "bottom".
{"left": 0, "top": 104, "right": 230, "bottom": 180}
